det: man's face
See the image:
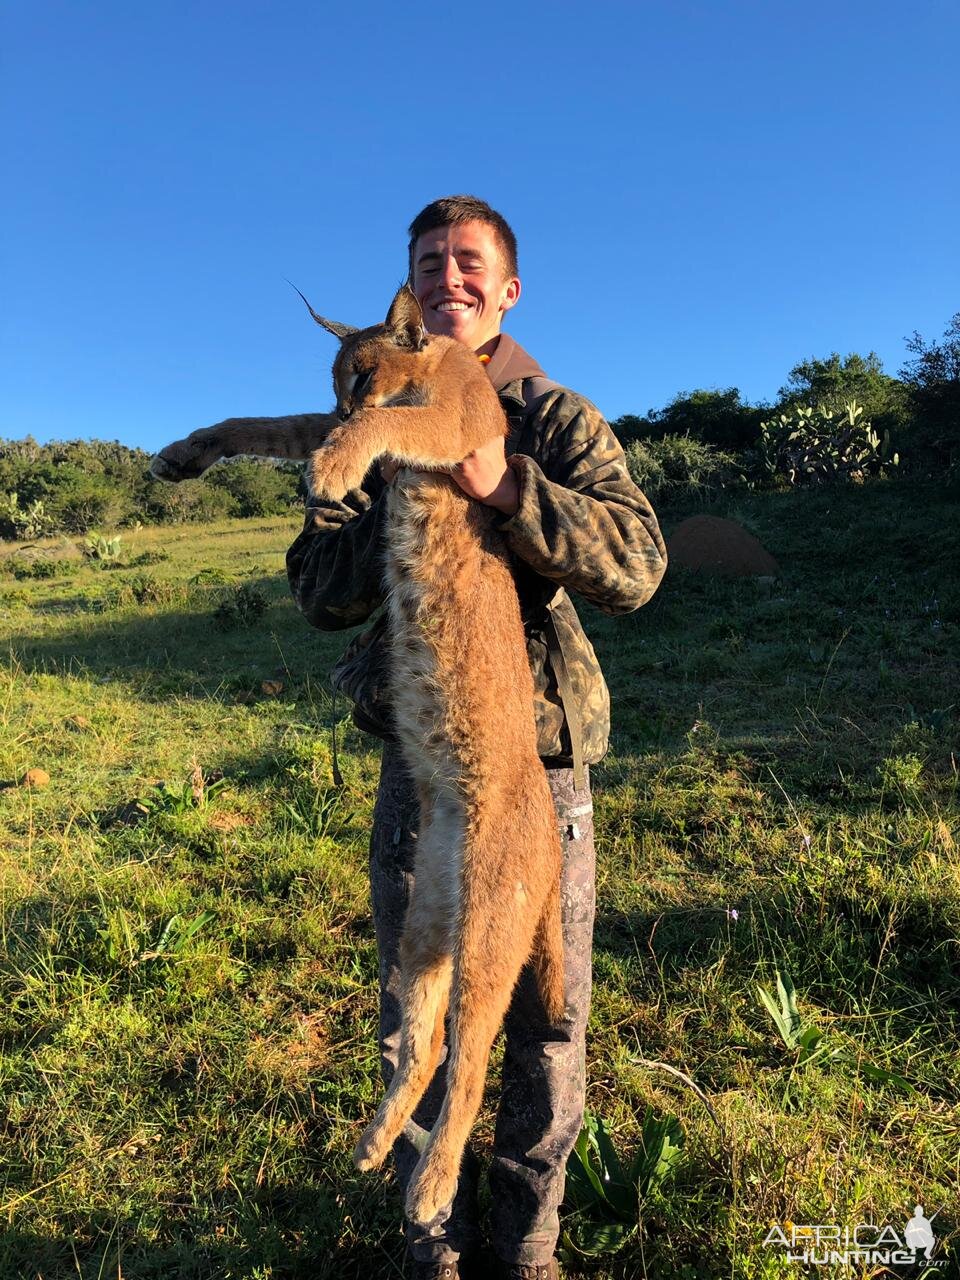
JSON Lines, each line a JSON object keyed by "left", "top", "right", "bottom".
{"left": 411, "top": 220, "right": 520, "bottom": 351}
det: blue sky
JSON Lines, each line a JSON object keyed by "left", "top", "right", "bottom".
{"left": 3, "top": 0, "right": 958, "bottom": 453}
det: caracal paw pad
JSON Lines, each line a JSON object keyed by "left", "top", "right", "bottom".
{"left": 404, "top": 1157, "right": 457, "bottom": 1228}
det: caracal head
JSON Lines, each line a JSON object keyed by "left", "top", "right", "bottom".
{"left": 294, "top": 284, "right": 438, "bottom": 420}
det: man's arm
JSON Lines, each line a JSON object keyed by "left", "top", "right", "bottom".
{"left": 286, "top": 469, "right": 390, "bottom": 630}
{"left": 491, "top": 391, "right": 667, "bottom": 615}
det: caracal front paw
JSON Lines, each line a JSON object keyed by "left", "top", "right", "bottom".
{"left": 404, "top": 1150, "right": 458, "bottom": 1228}
{"left": 307, "top": 440, "right": 372, "bottom": 500}
{"left": 352, "top": 1118, "right": 393, "bottom": 1172}
{"left": 150, "top": 431, "right": 226, "bottom": 482}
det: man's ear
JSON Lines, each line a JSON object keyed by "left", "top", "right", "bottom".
{"left": 385, "top": 285, "right": 426, "bottom": 350}
{"left": 500, "top": 275, "right": 521, "bottom": 317}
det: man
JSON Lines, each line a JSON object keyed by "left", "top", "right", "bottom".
{"left": 286, "top": 196, "right": 667, "bottom": 1279}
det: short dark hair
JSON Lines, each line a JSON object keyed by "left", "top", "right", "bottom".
{"left": 407, "top": 195, "right": 519, "bottom": 281}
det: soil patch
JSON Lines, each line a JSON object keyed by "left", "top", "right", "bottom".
{"left": 667, "top": 515, "right": 779, "bottom": 577}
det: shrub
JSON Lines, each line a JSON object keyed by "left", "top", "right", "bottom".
{"left": 204, "top": 459, "right": 302, "bottom": 518}
{"left": 141, "top": 478, "right": 237, "bottom": 525}
{"left": 898, "top": 313, "right": 960, "bottom": 471}
{"left": 97, "top": 573, "right": 189, "bottom": 610}
{"left": 11, "top": 558, "right": 78, "bottom": 580}
{"left": 613, "top": 388, "right": 765, "bottom": 451}
{"left": 624, "top": 435, "right": 744, "bottom": 505}
{"left": 127, "top": 549, "right": 170, "bottom": 567}
{"left": 213, "top": 583, "right": 269, "bottom": 629}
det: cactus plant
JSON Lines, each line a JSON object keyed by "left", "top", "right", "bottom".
{"left": 1, "top": 492, "right": 53, "bottom": 540}
{"left": 759, "top": 400, "right": 898, "bottom": 485}
{"left": 83, "top": 533, "right": 123, "bottom": 561}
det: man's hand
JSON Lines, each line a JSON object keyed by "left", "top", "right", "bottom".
{"left": 451, "top": 434, "right": 520, "bottom": 515}
{"left": 380, "top": 434, "right": 520, "bottom": 516}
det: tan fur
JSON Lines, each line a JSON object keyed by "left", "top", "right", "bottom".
{"left": 151, "top": 286, "right": 565, "bottom": 1227}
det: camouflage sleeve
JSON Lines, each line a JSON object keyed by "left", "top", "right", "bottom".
{"left": 494, "top": 392, "right": 667, "bottom": 615}
{"left": 285, "top": 470, "right": 389, "bottom": 630}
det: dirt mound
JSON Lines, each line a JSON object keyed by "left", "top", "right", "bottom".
{"left": 667, "top": 515, "right": 779, "bottom": 577}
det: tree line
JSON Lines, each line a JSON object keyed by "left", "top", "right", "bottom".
{"left": 2, "top": 314, "right": 957, "bottom": 540}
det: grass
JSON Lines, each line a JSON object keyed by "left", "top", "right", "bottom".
{"left": 0, "top": 478, "right": 958, "bottom": 1279}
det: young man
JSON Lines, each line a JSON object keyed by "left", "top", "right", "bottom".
{"left": 286, "top": 196, "right": 667, "bottom": 1280}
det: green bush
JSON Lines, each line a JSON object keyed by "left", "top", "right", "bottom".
{"left": 204, "top": 459, "right": 302, "bottom": 518}
{"left": 624, "top": 435, "right": 744, "bottom": 504}
{"left": 213, "top": 582, "right": 270, "bottom": 629}
{"left": 101, "top": 574, "right": 189, "bottom": 609}
{"left": 11, "top": 558, "right": 78, "bottom": 581}
{"left": 140, "top": 477, "right": 237, "bottom": 525}
{"left": 613, "top": 388, "right": 765, "bottom": 451}
{"left": 898, "top": 313, "right": 960, "bottom": 471}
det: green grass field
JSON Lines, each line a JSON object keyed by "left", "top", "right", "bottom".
{"left": 1, "top": 477, "right": 958, "bottom": 1279}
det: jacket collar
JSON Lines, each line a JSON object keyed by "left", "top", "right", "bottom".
{"left": 483, "top": 333, "right": 547, "bottom": 405}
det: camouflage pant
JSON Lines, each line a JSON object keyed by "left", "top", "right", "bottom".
{"left": 369, "top": 740, "right": 596, "bottom": 1268}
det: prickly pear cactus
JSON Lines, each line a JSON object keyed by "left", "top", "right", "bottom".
{"left": 759, "top": 401, "right": 899, "bottom": 485}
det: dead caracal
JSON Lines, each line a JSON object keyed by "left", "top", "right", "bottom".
{"left": 152, "top": 285, "right": 565, "bottom": 1226}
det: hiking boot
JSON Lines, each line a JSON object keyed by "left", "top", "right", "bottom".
{"left": 409, "top": 1262, "right": 459, "bottom": 1280}
{"left": 499, "top": 1263, "right": 559, "bottom": 1280}
{"left": 409, "top": 1252, "right": 493, "bottom": 1279}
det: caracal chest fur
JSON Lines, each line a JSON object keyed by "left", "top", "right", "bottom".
{"left": 152, "top": 286, "right": 565, "bottom": 1227}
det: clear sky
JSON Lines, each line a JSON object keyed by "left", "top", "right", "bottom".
{"left": 3, "top": 0, "right": 958, "bottom": 453}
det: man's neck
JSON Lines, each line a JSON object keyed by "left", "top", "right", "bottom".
{"left": 474, "top": 333, "right": 502, "bottom": 359}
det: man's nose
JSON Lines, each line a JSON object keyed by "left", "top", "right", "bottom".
{"left": 440, "top": 256, "right": 463, "bottom": 290}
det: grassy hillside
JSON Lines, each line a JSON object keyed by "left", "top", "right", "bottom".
{"left": 1, "top": 479, "right": 958, "bottom": 1279}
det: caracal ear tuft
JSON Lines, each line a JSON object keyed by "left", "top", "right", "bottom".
{"left": 385, "top": 285, "right": 426, "bottom": 351}
{"left": 286, "top": 280, "right": 359, "bottom": 340}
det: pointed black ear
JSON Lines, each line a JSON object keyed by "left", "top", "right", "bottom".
{"left": 286, "top": 281, "right": 359, "bottom": 340}
{"left": 385, "top": 285, "right": 425, "bottom": 350}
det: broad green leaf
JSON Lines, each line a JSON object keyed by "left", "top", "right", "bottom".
{"left": 859, "top": 1060, "right": 916, "bottom": 1093}
{"left": 565, "top": 1217, "right": 636, "bottom": 1256}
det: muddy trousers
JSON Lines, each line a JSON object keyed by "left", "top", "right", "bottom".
{"left": 369, "top": 740, "right": 596, "bottom": 1268}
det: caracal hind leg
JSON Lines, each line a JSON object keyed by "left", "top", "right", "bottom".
{"left": 404, "top": 893, "right": 542, "bottom": 1225}
{"left": 353, "top": 931, "right": 451, "bottom": 1171}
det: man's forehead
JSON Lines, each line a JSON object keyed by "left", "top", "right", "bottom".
{"left": 414, "top": 220, "right": 499, "bottom": 260}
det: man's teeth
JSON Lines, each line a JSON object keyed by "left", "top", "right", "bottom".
{"left": 436, "top": 302, "right": 471, "bottom": 311}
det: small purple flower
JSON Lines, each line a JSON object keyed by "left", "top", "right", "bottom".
{"left": 726, "top": 908, "right": 739, "bottom": 921}
{"left": 802, "top": 833, "right": 812, "bottom": 849}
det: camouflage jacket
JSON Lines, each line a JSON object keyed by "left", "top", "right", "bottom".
{"left": 285, "top": 334, "right": 667, "bottom": 764}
